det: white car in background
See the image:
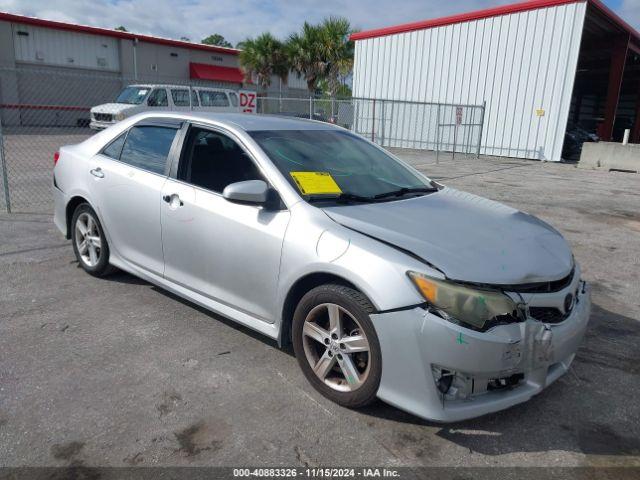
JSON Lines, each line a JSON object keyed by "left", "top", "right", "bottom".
{"left": 90, "top": 84, "right": 254, "bottom": 130}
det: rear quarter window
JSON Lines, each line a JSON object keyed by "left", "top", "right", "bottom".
{"left": 101, "top": 132, "right": 127, "bottom": 159}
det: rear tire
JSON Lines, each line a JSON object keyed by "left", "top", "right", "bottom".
{"left": 292, "top": 284, "right": 381, "bottom": 408}
{"left": 71, "top": 203, "right": 115, "bottom": 277}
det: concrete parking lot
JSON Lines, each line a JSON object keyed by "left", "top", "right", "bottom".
{"left": 1, "top": 148, "right": 639, "bottom": 470}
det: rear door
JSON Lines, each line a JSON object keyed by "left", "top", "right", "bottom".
{"left": 91, "top": 120, "right": 182, "bottom": 275}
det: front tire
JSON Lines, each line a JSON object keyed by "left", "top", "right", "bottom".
{"left": 292, "top": 284, "right": 381, "bottom": 408}
{"left": 71, "top": 203, "right": 114, "bottom": 277}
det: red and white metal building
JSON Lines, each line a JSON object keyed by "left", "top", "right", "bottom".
{"left": 0, "top": 11, "right": 310, "bottom": 126}
{"left": 351, "top": 0, "right": 640, "bottom": 161}
{"left": 0, "top": 11, "right": 245, "bottom": 86}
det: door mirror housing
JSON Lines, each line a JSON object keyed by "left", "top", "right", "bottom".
{"left": 223, "top": 180, "right": 269, "bottom": 205}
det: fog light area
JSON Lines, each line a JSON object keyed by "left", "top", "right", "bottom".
{"left": 432, "top": 366, "right": 525, "bottom": 401}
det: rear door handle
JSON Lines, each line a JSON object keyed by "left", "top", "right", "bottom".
{"left": 90, "top": 168, "right": 104, "bottom": 178}
{"left": 163, "top": 194, "right": 183, "bottom": 206}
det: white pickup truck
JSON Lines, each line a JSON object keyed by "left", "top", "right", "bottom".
{"left": 90, "top": 84, "right": 256, "bottom": 130}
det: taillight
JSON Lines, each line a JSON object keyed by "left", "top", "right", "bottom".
{"left": 53, "top": 151, "right": 60, "bottom": 166}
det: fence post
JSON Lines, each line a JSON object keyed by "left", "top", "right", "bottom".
{"left": 380, "top": 100, "right": 386, "bottom": 146}
{"left": 371, "top": 99, "right": 376, "bottom": 142}
{"left": 436, "top": 104, "right": 441, "bottom": 165}
{"left": 309, "top": 96, "right": 313, "bottom": 120}
{"left": 0, "top": 113, "right": 11, "bottom": 213}
{"left": 477, "top": 101, "right": 486, "bottom": 159}
{"left": 353, "top": 99, "right": 359, "bottom": 136}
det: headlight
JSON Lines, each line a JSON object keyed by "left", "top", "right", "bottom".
{"left": 408, "top": 271, "right": 519, "bottom": 330}
{"left": 114, "top": 112, "right": 125, "bottom": 121}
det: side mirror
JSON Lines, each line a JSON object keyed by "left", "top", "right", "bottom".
{"left": 222, "top": 180, "right": 269, "bottom": 205}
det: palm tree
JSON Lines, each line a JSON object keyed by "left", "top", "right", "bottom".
{"left": 287, "top": 23, "right": 325, "bottom": 95}
{"left": 238, "top": 33, "right": 288, "bottom": 91}
{"left": 317, "top": 17, "right": 355, "bottom": 115}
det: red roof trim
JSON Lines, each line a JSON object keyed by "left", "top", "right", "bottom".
{"left": 0, "top": 11, "right": 239, "bottom": 55}
{"left": 351, "top": 0, "right": 637, "bottom": 41}
{"left": 189, "top": 62, "right": 245, "bottom": 84}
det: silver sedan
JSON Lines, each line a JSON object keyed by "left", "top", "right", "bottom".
{"left": 53, "top": 112, "right": 590, "bottom": 422}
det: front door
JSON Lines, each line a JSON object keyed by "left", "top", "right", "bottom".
{"left": 160, "top": 125, "right": 290, "bottom": 322}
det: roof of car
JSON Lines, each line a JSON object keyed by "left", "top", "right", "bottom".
{"left": 137, "top": 112, "right": 340, "bottom": 131}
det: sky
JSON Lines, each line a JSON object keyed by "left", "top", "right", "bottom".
{"left": 1, "top": 0, "right": 638, "bottom": 46}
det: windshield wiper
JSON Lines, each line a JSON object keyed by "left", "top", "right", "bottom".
{"left": 373, "top": 186, "right": 438, "bottom": 200}
{"left": 307, "top": 192, "right": 375, "bottom": 204}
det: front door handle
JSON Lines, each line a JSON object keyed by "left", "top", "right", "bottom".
{"left": 90, "top": 167, "right": 104, "bottom": 178}
{"left": 163, "top": 194, "right": 184, "bottom": 206}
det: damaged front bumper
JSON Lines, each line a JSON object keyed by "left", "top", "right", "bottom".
{"left": 370, "top": 280, "right": 591, "bottom": 422}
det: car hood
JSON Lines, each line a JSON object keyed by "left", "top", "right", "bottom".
{"left": 91, "top": 103, "right": 138, "bottom": 114}
{"left": 323, "top": 187, "right": 573, "bottom": 285}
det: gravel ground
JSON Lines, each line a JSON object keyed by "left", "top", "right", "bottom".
{"left": 0, "top": 147, "right": 639, "bottom": 471}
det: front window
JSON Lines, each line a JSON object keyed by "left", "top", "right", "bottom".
{"left": 115, "top": 87, "right": 150, "bottom": 105}
{"left": 178, "top": 127, "right": 263, "bottom": 193}
{"left": 249, "top": 130, "right": 434, "bottom": 202}
{"left": 147, "top": 89, "right": 168, "bottom": 107}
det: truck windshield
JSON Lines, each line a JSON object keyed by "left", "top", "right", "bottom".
{"left": 250, "top": 129, "right": 434, "bottom": 201}
{"left": 115, "top": 87, "right": 151, "bottom": 105}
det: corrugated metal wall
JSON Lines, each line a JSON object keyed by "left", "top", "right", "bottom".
{"left": 352, "top": 1, "right": 587, "bottom": 161}
{"left": 12, "top": 23, "right": 120, "bottom": 72}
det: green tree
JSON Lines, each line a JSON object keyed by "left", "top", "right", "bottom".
{"left": 114, "top": 26, "right": 128, "bottom": 32}
{"left": 286, "top": 23, "right": 325, "bottom": 94}
{"left": 316, "top": 78, "right": 352, "bottom": 98}
{"left": 201, "top": 34, "right": 233, "bottom": 48}
{"left": 317, "top": 17, "right": 355, "bottom": 111}
{"left": 238, "top": 33, "right": 288, "bottom": 90}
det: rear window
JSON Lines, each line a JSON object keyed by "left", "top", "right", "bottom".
{"left": 199, "top": 90, "right": 229, "bottom": 107}
{"left": 119, "top": 126, "right": 177, "bottom": 174}
{"left": 229, "top": 92, "right": 238, "bottom": 107}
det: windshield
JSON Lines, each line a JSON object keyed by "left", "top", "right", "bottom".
{"left": 115, "top": 87, "right": 151, "bottom": 105}
{"left": 250, "top": 130, "right": 434, "bottom": 202}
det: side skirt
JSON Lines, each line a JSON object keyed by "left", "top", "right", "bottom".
{"left": 108, "top": 256, "right": 280, "bottom": 340}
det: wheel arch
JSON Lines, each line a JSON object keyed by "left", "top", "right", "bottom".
{"left": 65, "top": 195, "right": 91, "bottom": 239}
{"left": 278, "top": 271, "right": 375, "bottom": 348}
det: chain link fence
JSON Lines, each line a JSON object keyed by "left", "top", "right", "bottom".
{"left": 0, "top": 67, "right": 484, "bottom": 213}
{"left": 255, "top": 96, "right": 485, "bottom": 159}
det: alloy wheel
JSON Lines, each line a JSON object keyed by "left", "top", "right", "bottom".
{"left": 302, "top": 303, "right": 371, "bottom": 392}
{"left": 74, "top": 212, "right": 102, "bottom": 267}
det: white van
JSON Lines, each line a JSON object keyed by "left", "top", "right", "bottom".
{"left": 89, "top": 85, "right": 255, "bottom": 130}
